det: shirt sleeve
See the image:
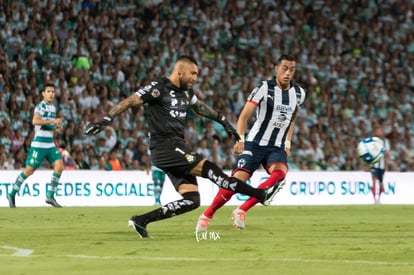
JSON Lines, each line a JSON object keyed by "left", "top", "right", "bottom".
{"left": 247, "top": 81, "right": 267, "bottom": 105}
{"left": 135, "top": 82, "right": 162, "bottom": 103}
{"left": 298, "top": 87, "right": 306, "bottom": 108}
{"left": 34, "top": 104, "right": 45, "bottom": 116}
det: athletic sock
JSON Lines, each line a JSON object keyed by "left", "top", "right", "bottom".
{"left": 378, "top": 183, "right": 384, "bottom": 203}
{"left": 139, "top": 192, "right": 200, "bottom": 224}
{"left": 155, "top": 198, "right": 161, "bottom": 205}
{"left": 239, "top": 169, "right": 286, "bottom": 212}
{"left": 201, "top": 160, "right": 264, "bottom": 201}
{"left": 10, "top": 172, "right": 28, "bottom": 197}
{"left": 154, "top": 180, "right": 163, "bottom": 204}
{"left": 371, "top": 179, "right": 377, "bottom": 202}
{"left": 204, "top": 188, "right": 235, "bottom": 218}
{"left": 47, "top": 172, "right": 61, "bottom": 199}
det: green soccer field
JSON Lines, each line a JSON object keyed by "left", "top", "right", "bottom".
{"left": 1, "top": 205, "right": 413, "bottom": 275}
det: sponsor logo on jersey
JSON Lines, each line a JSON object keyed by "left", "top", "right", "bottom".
{"left": 170, "top": 109, "right": 186, "bottom": 118}
{"left": 277, "top": 114, "right": 288, "bottom": 122}
{"left": 237, "top": 158, "right": 246, "bottom": 168}
{"left": 151, "top": 89, "right": 160, "bottom": 98}
{"left": 171, "top": 98, "right": 178, "bottom": 106}
{"left": 275, "top": 105, "right": 293, "bottom": 112}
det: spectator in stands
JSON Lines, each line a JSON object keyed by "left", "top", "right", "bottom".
{"left": 73, "top": 149, "right": 90, "bottom": 170}
{"left": 340, "top": 156, "right": 356, "bottom": 171}
{"left": 0, "top": 0, "right": 412, "bottom": 172}
{"left": 11, "top": 129, "right": 24, "bottom": 153}
{"left": 107, "top": 149, "right": 122, "bottom": 170}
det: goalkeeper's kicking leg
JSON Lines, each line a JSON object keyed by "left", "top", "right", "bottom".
{"left": 128, "top": 153, "right": 279, "bottom": 238}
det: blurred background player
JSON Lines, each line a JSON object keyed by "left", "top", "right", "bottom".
{"left": 152, "top": 164, "right": 166, "bottom": 205}
{"left": 7, "top": 83, "right": 64, "bottom": 208}
{"left": 370, "top": 126, "right": 391, "bottom": 204}
{"left": 197, "top": 54, "right": 306, "bottom": 231}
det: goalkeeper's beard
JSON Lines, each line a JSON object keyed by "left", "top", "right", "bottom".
{"left": 179, "top": 78, "right": 192, "bottom": 90}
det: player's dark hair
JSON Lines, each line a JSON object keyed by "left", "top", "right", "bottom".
{"left": 177, "top": 55, "right": 198, "bottom": 66}
{"left": 42, "top": 82, "right": 55, "bottom": 92}
{"left": 275, "top": 54, "right": 295, "bottom": 65}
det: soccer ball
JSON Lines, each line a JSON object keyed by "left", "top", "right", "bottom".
{"left": 357, "top": 137, "right": 385, "bottom": 164}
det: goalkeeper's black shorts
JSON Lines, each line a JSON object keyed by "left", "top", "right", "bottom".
{"left": 150, "top": 136, "right": 204, "bottom": 190}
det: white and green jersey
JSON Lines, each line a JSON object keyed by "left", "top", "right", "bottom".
{"left": 31, "top": 100, "right": 57, "bottom": 149}
{"left": 151, "top": 165, "right": 165, "bottom": 173}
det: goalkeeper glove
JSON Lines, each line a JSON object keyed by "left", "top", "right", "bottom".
{"left": 84, "top": 115, "right": 113, "bottom": 135}
{"left": 218, "top": 114, "right": 241, "bottom": 143}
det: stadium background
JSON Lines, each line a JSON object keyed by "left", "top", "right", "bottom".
{"left": 1, "top": 170, "right": 413, "bottom": 207}
{"left": 0, "top": 3, "right": 413, "bottom": 274}
{"left": 0, "top": 0, "right": 413, "bottom": 173}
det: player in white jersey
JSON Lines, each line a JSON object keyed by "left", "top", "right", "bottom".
{"left": 370, "top": 126, "right": 390, "bottom": 204}
{"left": 7, "top": 83, "right": 64, "bottom": 208}
{"left": 197, "top": 54, "right": 306, "bottom": 231}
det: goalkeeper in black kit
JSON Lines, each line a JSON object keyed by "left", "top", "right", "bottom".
{"left": 85, "top": 55, "right": 279, "bottom": 238}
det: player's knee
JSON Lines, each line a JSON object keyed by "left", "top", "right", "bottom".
{"left": 54, "top": 160, "right": 64, "bottom": 173}
{"left": 182, "top": 191, "right": 200, "bottom": 209}
{"left": 24, "top": 167, "right": 35, "bottom": 177}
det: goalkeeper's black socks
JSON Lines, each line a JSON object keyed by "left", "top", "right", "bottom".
{"left": 138, "top": 192, "right": 200, "bottom": 224}
{"left": 201, "top": 160, "right": 264, "bottom": 201}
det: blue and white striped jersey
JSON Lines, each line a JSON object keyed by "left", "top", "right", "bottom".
{"left": 371, "top": 138, "right": 390, "bottom": 170}
{"left": 246, "top": 78, "right": 305, "bottom": 147}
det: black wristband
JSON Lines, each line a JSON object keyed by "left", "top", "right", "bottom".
{"left": 217, "top": 113, "right": 225, "bottom": 124}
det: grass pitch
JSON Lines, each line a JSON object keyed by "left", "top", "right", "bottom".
{"left": 1, "top": 205, "right": 413, "bottom": 275}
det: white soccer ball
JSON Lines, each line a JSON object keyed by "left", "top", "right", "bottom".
{"left": 357, "top": 137, "right": 385, "bottom": 164}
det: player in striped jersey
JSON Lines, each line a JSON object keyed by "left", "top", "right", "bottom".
{"left": 85, "top": 55, "right": 281, "bottom": 238}
{"left": 7, "top": 83, "right": 64, "bottom": 208}
{"left": 197, "top": 54, "right": 306, "bottom": 231}
{"left": 370, "top": 126, "right": 390, "bottom": 204}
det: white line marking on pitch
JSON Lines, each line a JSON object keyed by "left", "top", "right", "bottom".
{"left": 1, "top": 248, "right": 412, "bottom": 267}
{"left": 0, "top": 246, "right": 33, "bottom": 256}
{"left": 61, "top": 254, "right": 413, "bottom": 266}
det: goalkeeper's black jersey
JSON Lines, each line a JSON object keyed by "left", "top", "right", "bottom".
{"left": 135, "top": 77, "right": 197, "bottom": 144}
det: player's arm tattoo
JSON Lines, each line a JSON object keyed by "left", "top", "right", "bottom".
{"left": 108, "top": 94, "right": 143, "bottom": 118}
{"left": 192, "top": 100, "right": 220, "bottom": 120}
